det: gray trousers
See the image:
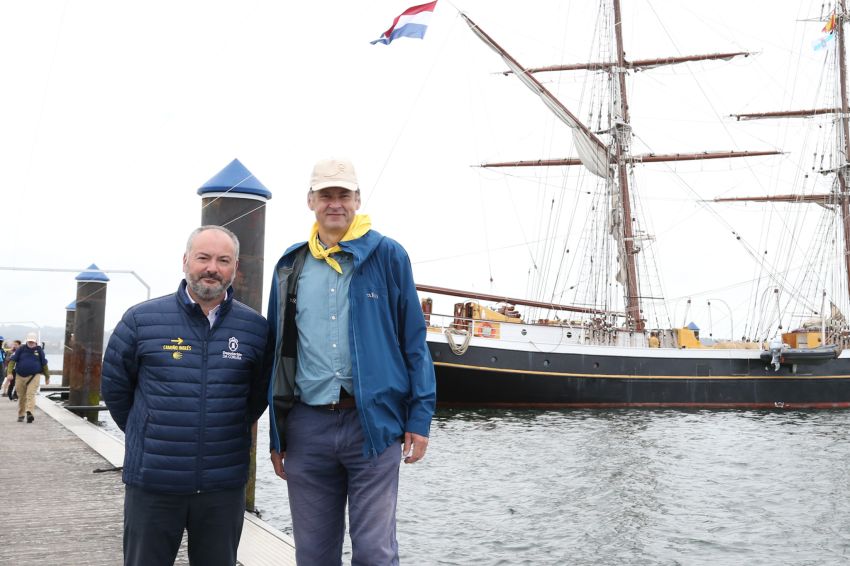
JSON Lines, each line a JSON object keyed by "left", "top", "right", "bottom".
{"left": 123, "top": 484, "right": 245, "bottom": 566}
{"left": 284, "top": 402, "right": 401, "bottom": 566}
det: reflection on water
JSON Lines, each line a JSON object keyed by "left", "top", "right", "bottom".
{"left": 97, "top": 407, "right": 850, "bottom": 565}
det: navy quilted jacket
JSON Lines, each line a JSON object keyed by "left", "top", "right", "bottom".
{"left": 102, "top": 281, "right": 270, "bottom": 494}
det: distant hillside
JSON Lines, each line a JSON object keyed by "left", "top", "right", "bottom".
{"left": 0, "top": 324, "right": 112, "bottom": 355}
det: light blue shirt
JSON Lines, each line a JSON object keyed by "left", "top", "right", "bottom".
{"left": 294, "top": 250, "right": 354, "bottom": 404}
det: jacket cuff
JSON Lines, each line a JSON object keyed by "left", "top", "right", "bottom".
{"left": 405, "top": 409, "right": 432, "bottom": 438}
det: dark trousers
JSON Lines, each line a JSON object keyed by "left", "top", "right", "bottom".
{"left": 123, "top": 484, "right": 245, "bottom": 566}
{"left": 284, "top": 402, "right": 401, "bottom": 566}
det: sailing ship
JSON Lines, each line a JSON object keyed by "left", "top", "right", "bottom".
{"left": 417, "top": 1, "right": 850, "bottom": 408}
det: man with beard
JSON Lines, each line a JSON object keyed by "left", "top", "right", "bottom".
{"left": 102, "top": 225, "right": 270, "bottom": 566}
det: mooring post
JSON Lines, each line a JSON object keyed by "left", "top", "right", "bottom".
{"left": 62, "top": 300, "right": 76, "bottom": 388}
{"left": 68, "top": 264, "right": 109, "bottom": 423}
{"left": 197, "top": 158, "right": 271, "bottom": 513}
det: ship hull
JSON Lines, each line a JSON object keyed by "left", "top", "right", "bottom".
{"left": 427, "top": 339, "right": 850, "bottom": 409}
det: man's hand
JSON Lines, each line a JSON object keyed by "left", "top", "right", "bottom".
{"left": 270, "top": 449, "right": 287, "bottom": 480}
{"left": 402, "top": 432, "right": 429, "bottom": 464}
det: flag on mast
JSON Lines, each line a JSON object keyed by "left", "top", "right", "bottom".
{"left": 823, "top": 13, "right": 837, "bottom": 34}
{"left": 814, "top": 11, "right": 837, "bottom": 51}
{"left": 371, "top": 1, "right": 438, "bottom": 45}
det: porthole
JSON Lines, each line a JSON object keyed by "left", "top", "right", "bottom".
{"left": 521, "top": 329, "right": 528, "bottom": 336}
{"left": 490, "top": 356, "right": 498, "bottom": 363}
{"left": 593, "top": 362, "right": 600, "bottom": 369}
{"left": 543, "top": 360, "right": 550, "bottom": 367}
{"left": 566, "top": 332, "right": 573, "bottom": 338}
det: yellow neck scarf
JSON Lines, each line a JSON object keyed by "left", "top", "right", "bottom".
{"left": 308, "top": 214, "right": 372, "bottom": 274}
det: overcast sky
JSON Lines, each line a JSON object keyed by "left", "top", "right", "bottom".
{"left": 0, "top": 1, "right": 835, "bottom": 338}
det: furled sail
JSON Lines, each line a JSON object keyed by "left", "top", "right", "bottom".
{"left": 460, "top": 12, "right": 610, "bottom": 178}
{"left": 609, "top": 190, "right": 628, "bottom": 285}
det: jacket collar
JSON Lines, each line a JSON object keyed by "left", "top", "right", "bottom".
{"left": 280, "top": 229, "right": 383, "bottom": 270}
{"left": 177, "top": 279, "right": 234, "bottom": 317}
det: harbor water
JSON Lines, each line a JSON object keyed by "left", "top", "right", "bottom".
{"left": 29, "top": 357, "right": 850, "bottom": 564}
{"left": 89, "top": 393, "right": 850, "bottom": 565}
{"left": 369, "top": 408, "right": 850, "bottom": 566}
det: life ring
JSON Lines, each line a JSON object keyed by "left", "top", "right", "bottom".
{"left": 474, "top": 321, "right": 499, "bottom": 339}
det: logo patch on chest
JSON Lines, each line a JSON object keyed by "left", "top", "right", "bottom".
{"left": 222, "top": 336, "right": 243, "bottom": 360}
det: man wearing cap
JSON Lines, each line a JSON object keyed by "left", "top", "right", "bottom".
{"left": 102, "top": 225, "right": 270, "bottom": 566}
{"left": 267, "top": 158, "right": 436, "bottom": 565}
{"left": 5, "top": 332, "right": 49, "bottom": 423}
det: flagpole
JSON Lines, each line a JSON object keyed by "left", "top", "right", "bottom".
{"left": 366, "top": 2, "right": 459, "bottom": 206}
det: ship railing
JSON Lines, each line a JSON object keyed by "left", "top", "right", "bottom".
{"left": 425, "top": 312, "right": 482, "bottom": 331}
{"left": 428, "top": 311, "right": 583, "bottom": 328}
{"left": 424, "top": 312, "right": 474, "bottom": 333}
{"left": 425, "top": 312, "right": 586, "bottom": 344}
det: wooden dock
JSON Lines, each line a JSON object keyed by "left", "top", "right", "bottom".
{"left": 0, "top": 391, "right": 295, "bottom": 565}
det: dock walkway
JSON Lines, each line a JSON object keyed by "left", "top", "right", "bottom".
{"left": 0, "top": 391, "right": 295, "bottom": 565}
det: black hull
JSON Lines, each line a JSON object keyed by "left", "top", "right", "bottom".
{"left": 427, "top": 341, "right": 850, "bottom": 409}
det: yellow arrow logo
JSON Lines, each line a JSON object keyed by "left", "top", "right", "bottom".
{"left": 171, "top": 337, "right": 184, "bottom": 345}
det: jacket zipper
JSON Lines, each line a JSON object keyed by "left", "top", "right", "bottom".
{"left": 270, "top": 259, "right": 297, "bottom": 453}
{"left": 197, "top": 312, "right": 210, "bottom": 493}
{"left": 349, "top": 263, "right": 378, "bottom": 458}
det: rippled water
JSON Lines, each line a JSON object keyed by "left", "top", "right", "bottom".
{"left": 257, "top": 409, "right": 850, "bottom": 565}
{"left": 97, "top": 405, "right": 850, "bottom": 565}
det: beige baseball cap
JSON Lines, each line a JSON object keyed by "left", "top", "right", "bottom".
{"left": 309, "top": 158, "right": 359, "bottom": 192}
{"left": 25, "top": 332, "right": 38, "bottom": 344}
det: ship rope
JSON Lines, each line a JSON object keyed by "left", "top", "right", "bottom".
{"left": 554, "top": 2, "right": 620, "bottom": 324}
{"left": 444, "top": 327, "right": 472, "bottom": 355}
{"left": 528, "top": 329, "right": 568, "bottom": 353}
{"left": 443, "top": 0, "right": 850, "bottom": 346}
{"left": 740, "top": 14, "right": 850, "bottom": 342}
{"left": 524, "top": 11, "right": 606, "bottom": 322}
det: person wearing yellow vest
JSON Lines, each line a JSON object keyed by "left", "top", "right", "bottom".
{"left": 267, "top": 157, "right": 436, "bottom": 565}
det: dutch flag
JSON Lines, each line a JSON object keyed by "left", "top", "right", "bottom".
{"left": 371, "top": 1, "right": 438, "bottom": 45}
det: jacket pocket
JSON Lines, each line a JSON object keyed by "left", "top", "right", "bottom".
{"left": 351, "top": 285, "right": 392, "bottom": 324}
{"left": 126, "top": 411, "right": 150, "bottom": 482}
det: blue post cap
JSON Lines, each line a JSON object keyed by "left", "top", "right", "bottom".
{"left": 687, "top": 322, "right": 700, "bottom": 331}
{"left": 75, "top": 263, "right": 110, "bottom": 283}
{"left": 197, "top": 158, "right": 272, "bottom": 200}
{"left": 66, "top": 300, "right": 77, "bottom": 311}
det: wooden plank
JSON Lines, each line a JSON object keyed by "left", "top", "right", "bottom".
{"left": 0, "top": 392, "right": 129, "bottom": 565}
{"left": 238, "top": 513, "right": 297, "bottom": 566}
{"left": 0, "top": 392, "right": 295, "bottom": 565}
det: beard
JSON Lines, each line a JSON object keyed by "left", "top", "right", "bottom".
{"left": 186, "top": 271, "right": 233, "bottom": 301}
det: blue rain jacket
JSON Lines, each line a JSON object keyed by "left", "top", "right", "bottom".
{"left": 267, "top": 230, "right": 436, "bottom": 457}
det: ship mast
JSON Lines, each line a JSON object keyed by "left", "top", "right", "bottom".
{"left": 611, "top": 0, "right": 642, "bottom": 330}
{"left": 722, "top": 3, "right": 850, "bottom": 311}
{"left": 460, "top": 3, "right": 775, "bottom": 332}
{"left": 479, "top": 150, "right": 780, "bottom": 168}
{"left": 504, "top": 52, "right": 753, "bottom": 74}
{"left": 837, "top": 1, "right": 850, "bottom": 307}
